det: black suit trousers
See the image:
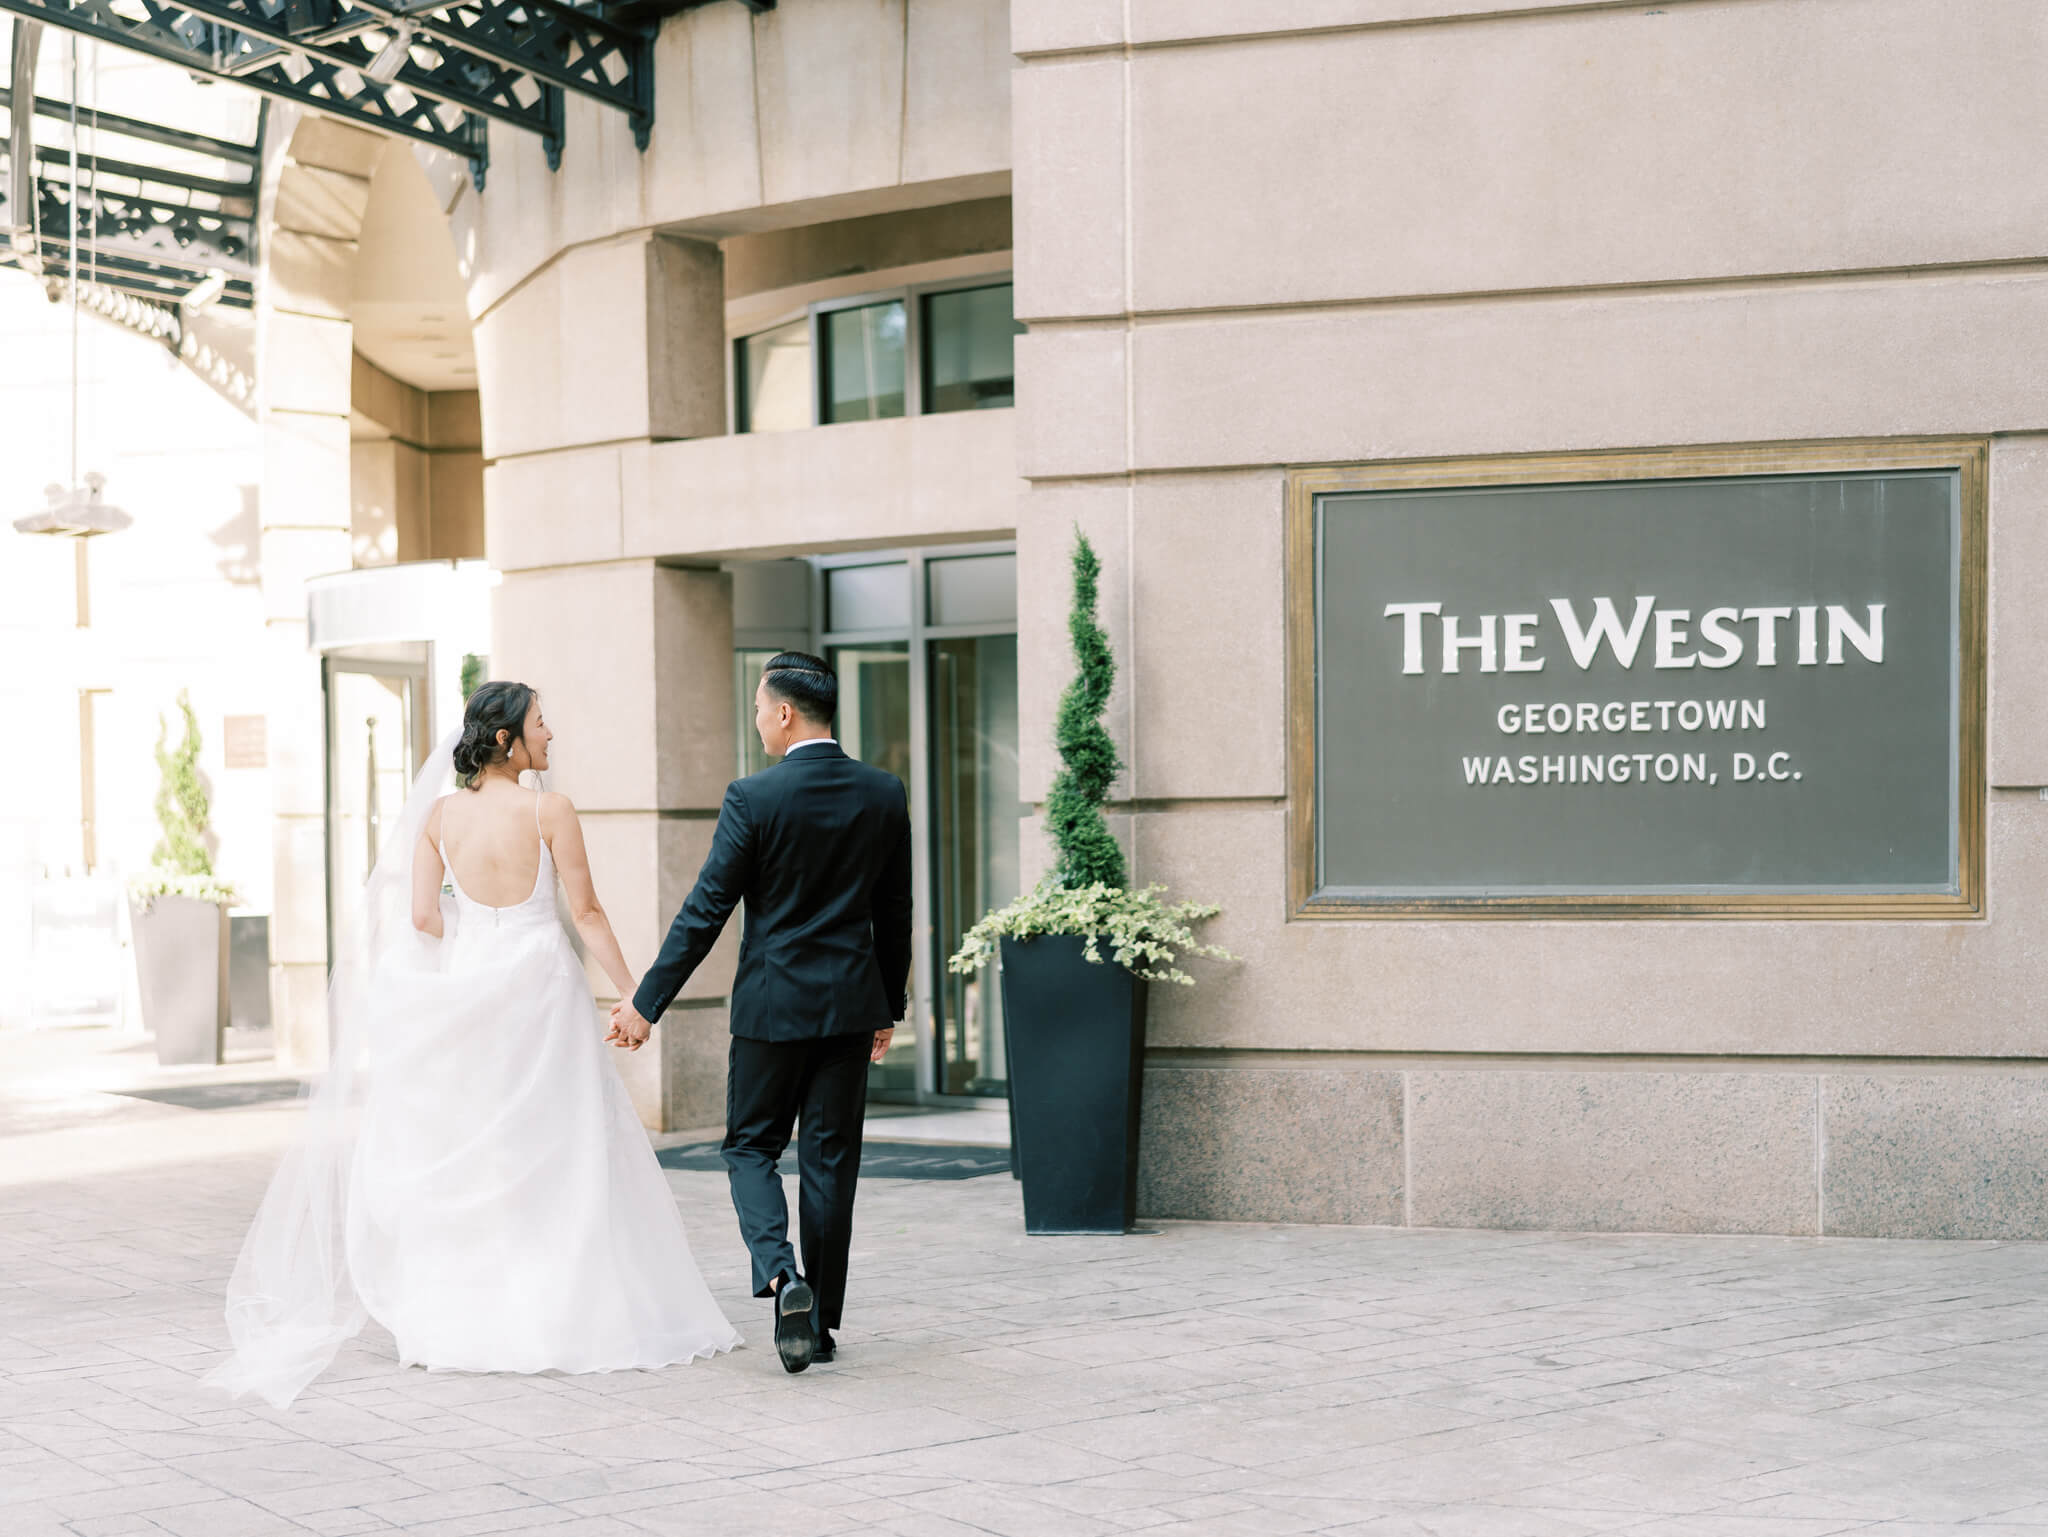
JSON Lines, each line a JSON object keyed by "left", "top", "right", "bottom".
{"left": 721, "top": 1031, "right": 871, "bottom": 1331}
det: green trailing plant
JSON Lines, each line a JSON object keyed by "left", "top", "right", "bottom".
{"left": 460, "top": 652, "right": 486, "bottom": 701}
{"left": 1046, "top": 531, "right": 1126, "bottom": 890}
{"left": 949, "top": 882, "right": 1229, "bottom": 986}
{"left": 949, "top": 528, "right": 1230, "bottom": 985}
{"left": 128, "top": 869, "right": 239, "bottom": 907}
{"left": 151, "top": 690, "right": 213, "bottom": 877}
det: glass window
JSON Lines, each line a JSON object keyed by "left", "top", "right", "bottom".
{"left": 923, "top": 284, "right": 1022, "bottom": 413}
{"left": 734, "top": 651, "right": 780, "bottom": 777}
{"left": 927, "top": 553, "right": 1017, "bottom": 627}
{"left": 736, "top": 318, "right": 811, "bottom": 433}
{"left": 826, "top": 561, "right": 910, "bottom": 633}
{"left": 730, "top": 558, "right": 812, "bottom": 641}
{"left": 821, "top": 300, "right": 907, "bottom": 423}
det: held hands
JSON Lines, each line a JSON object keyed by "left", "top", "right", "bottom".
{"left": 605, "top": 1006, "right": 888, "bottom": 1058}
{"left": 607, "top": 1000, "right": 652, "bottom": 1051}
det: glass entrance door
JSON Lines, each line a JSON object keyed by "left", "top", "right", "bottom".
{"left": 834, "top": 645, "right": 913, "bottom": 786}
{"left": 828, "top": 642, "right": 917, "bottom": 1094}
{"left": 323, "top": 651, "right": 430, "bottom": 983}
{"left": 929, "top": 634, "right": 1019, "bottom": 1094}
{"left": 804, "top": 547, "right": 1018, "bottom": 1102}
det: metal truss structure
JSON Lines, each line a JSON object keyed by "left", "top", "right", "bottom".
{"left": 0, "top": 0, "right": 726, "bottom": 191}
{"left": 0, "top": 82, "right": 260, "bottom": 334}
{"left": 0, "top": 0, "right": 776, "bottom": 348}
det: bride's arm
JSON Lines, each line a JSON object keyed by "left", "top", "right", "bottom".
{"left": 542, "top": 793, "right": 639, "bottom": 1000}
{"left": 412, "top": 802, "right": 446, "bottom": 938}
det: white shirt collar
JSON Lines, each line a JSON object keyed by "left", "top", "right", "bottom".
{"left": 782, "top": 737, "right": 839, "bottom": 756}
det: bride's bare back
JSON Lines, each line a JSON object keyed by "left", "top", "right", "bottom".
{"left": 404, "top": 687, "right": 638, "bottom": 1014}
{"left": 431, "top": 783, "right": 547, "bottom": 908}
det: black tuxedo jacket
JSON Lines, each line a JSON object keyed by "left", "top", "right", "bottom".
{"left": 632, "top": 742, "right": 913, "bottom": 1042}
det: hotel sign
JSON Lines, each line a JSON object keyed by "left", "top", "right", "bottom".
{"left": 1286, "top": 443, "right": 1985, "bottom": 918}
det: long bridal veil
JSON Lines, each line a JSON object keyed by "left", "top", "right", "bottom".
{"left": 204, "top": 730, "right": 461, "bottom": 1409}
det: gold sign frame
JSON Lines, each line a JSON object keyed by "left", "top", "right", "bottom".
{"left": 1284, "top": 438, "right": 1988, "bottom": 921}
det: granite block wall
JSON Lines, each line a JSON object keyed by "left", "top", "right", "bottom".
{"left": 1139, "top": 1062, "right": 2048, "bottom": 1239}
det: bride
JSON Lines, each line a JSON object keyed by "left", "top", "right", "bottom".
{"left": 206, "top": 681, "right": 739, "bottom": 1409}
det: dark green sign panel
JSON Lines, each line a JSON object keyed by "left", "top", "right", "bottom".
{"left": 1314, "top": 469, "right": 1963, "bottom": 900}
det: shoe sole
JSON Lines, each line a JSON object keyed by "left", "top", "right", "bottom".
{"left": 775, "top": 1281, "right": 816, "bottom": 1374}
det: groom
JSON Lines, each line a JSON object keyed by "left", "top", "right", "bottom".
{"left": 608, "top": 651, "right": 911, "bottom": 1374}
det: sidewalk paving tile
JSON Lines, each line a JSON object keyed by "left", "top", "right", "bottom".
{"left": 9, "top": 1031, "right": 2048, "bottom": 1535}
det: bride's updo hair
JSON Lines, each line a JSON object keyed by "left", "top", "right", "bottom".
{"left": 454, "top": 681, "right": 537, "bottom": 786}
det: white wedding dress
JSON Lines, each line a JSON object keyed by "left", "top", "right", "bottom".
{"left": 206, "top": 734, "right": 739, "bottom": 1409}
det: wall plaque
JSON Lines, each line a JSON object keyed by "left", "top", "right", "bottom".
{"left": 1286, "top": 442, "right": 1985, "bottom": 919}
{"left": 223, "top": 714, "right": 269, "bottom": 770}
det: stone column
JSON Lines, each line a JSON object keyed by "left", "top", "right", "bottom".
{"left": 258, "top": 116, "right": 384, "bottom": 1071}
{"left": 492, "top": 563, "right": 735, "bottom": 1130}
{"left": 479, "top": 230, "right": 733, "bottom": 1130}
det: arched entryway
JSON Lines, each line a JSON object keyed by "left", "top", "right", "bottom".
{"left": 259, "top": 112, "right": 485, "bottom": 1068}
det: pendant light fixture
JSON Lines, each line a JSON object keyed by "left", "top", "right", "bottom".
{"left": 10, "top": 29, "right": 129, "bottom": 548}
{"left": 15, "top": 472, "right": 130, "bottom": 537}
{"left": 10, "top": 28, "right": 127, "bottom": 634}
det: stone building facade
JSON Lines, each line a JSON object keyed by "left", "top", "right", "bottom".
{"left": 36, "top": 0, "right": 2031, "bottom": 1236}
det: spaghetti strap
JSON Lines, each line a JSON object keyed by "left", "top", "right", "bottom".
{"left": 534, "top": 789, "right": 544, "bottom": 846}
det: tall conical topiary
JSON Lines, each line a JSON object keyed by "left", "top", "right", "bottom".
{"left": 152, "top": 689, "right": 213, "bottom": 876}
{"left": 1047, "top": 530, "right": 1127, "bottom": 890}
{"left": 949, "top": 528, "right": 1228, "bottom": 985}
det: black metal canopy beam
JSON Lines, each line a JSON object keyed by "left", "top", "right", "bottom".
{"left": 0, "top": 0, "right": 657, "bottom": 186}
{"left": 0, "top": 243, "right": 255, "bottom": 306}
{"left": 171, "top": 0, "right": 563, "bottom": 138}
{"left": 31, "top": 143, "right": 258, "bottom": 207}
{"left": 297, "top": 0, "right": 651, "bottom": 145}
{"left": 16, "top": 247, "right": 256, "bottom": 303}
{"left": 0, "top": 0, "right": 518, "bottom": 174}
{"left": 1, "top": 169, "right": 256, "bottom": 273}
{"left": 0, "top": 0, "right": 478, "bottom": 168}
{"left": 37, "top": 228, "right": 256, "bottom": 284}
{"left": 43, "top": 179, "right": 256, "bottom": 269}
{"left": 0, "top": 82, "right": 263, "bottom": 165}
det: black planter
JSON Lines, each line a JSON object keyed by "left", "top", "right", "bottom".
{"left": 998, "top": 934, "right": 1148, "bottom": 1235}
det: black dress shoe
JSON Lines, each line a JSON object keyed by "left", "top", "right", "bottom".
{"left": 773, "top": 1280, "right": 816, "bottom": 1374}
{"left": 814, "top": 1330, "right": 836, "bottom": 1363}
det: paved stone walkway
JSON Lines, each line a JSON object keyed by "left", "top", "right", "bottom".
{"left": 5, "top": 1030, "right": 2048, "bottom": 1535}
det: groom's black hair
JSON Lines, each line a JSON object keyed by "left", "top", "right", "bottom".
{"left": 761, "top": 650, "right": 837, "bottom": 725}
